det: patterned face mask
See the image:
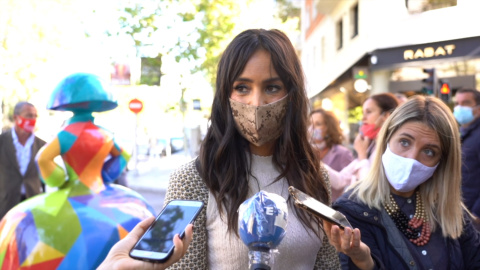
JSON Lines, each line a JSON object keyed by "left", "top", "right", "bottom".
{"left": 229, "top": 95, "right": 288, "bottom": 147}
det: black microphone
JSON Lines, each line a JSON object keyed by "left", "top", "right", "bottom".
{"left": 238, "top": 191, "right": 288, "bottom": 270}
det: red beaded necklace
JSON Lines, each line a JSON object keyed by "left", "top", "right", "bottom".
{"left": 384, "top": 191, "right": 431, "bottom": 246}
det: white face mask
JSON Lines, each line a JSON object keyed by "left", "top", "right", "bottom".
{"left": 312, "top": 141, "right": 327, "bottom": 150}
{"left": 311, "top": 128, "right": 323, "bottom": 141}
{"left": 382, "top": 145, "right": 438, "bottom": 192}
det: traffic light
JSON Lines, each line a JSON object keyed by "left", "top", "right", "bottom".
{"left": 421, "top": 68, "right": 436, "bottom": 95}
{"left": 439, "top": 79, "right": 451, "bottom": 103}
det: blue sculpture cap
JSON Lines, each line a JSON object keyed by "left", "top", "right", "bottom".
{"left": 48, "top": 73, "right": 118, "bottom": 112}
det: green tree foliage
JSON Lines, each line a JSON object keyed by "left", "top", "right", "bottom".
{"left": 114, "top": 2, "right": 163, "bottom": 51}
{"left": 275, "top": 0, "right": 301, "bottom": 27}
{"left": 180, "top": 0, "right": 239, "bottom": 87}
{"left": 0, "top": 0, "right": 90, "bottom": 125}
{"left": 112, "top": 0, "right": 239, "bottom": 87}
{"left": 112, "top": 0, "right": 304, "bottom": 90}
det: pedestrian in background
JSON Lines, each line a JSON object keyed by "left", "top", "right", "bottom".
{"left": 308, "top": 108, "right": 354, "bottom": 171}
{"left": 0, "top": 101, "right": 46, "bottom": 219}
{"left": 308, "top": 109, "right": 354, "bottom": 202}
{"left": 327, "top": 95, "right": 480, "bottom": 269}
{"left": 326, "top": 93, "right": 399, "bottom": 202}
{"left": 454, "top": 88, "right": 480, "bottom": 229}
{"left": 394, "top": 92, "right": 408, "bottom": 104}
{"left": 164, "top": 28, "right": 340, "bottom": 269}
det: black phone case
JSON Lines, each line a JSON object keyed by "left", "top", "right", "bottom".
{"left": 129, "top": 200, "right": 204, "bottom": 263}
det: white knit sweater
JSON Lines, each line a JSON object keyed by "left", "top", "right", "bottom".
{"left": 206, "top": 154, "right": 323, "bottom": 270}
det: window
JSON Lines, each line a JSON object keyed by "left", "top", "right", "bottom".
{"left": 350, "top": 4, "right": 358, "bottom": 38}
{"left": 336, "top": 19, "right": 343, "bottom": 50}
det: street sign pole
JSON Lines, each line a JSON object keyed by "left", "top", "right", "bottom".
{"left": 134, "top": 113, "right": 139, "bottom": 176}
{"left": 129, "top": 99, "right": 144, "bottom": 176}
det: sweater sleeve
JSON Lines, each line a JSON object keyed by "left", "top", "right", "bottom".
{"left": 165, "top": 160, "right": 210, "bottom": 270}
{"left": 314, "top": 166, "right": 341, "bottom": 269}
{"left": 322, "top": 163, "right": 352, "bottom": 194}
{"left": 324, "top": 156, "right": 371, "bottom": 194}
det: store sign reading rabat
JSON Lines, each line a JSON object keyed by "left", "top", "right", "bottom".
{"left": 404, "top": 44, "right": 456, "bottom": 60}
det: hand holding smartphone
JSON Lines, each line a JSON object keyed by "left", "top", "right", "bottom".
{"left": 288, "top": 186, "right": 352, "bottom": 229}
{"left": 129, "top": 200, "right": 204, "bottom": 263}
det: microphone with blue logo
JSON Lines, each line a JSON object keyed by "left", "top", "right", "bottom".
{"left": 238, "top": 191, "right": 288, "bottom": 270}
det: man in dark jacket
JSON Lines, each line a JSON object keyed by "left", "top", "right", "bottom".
{"left": 454, "top": 89, "right": 480, "bottom": 226}
{"left": 0, "top": 102, "right": 46, "bottom": 219}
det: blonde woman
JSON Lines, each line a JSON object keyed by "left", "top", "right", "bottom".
{"left": 325, "top": 95, "right": 480, "bottom": 269}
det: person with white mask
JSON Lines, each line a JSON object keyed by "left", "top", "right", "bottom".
{"left": 324, "top": 93, "right": 399, "bottom": 202}
{"left": 323, "top": 95, "right": 480, "bottom": 269}
{"left": 308, "top": 109, "right": 354, "bottom": 202}
{"left": 453, "top": 89, "right": 480, "bottom": 227}
{"left": 308, "top": 109, "right": 353, "bottom": 172}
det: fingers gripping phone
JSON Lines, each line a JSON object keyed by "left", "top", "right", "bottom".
{"left": 129, "top": 200, "right": 204, "bottom": 262}
{"left": 288, "top": 186, "right": 352, "bottom": 229}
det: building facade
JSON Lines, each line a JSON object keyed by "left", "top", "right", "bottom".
{"left": 300, "top": 0, "right": 480, "bottom": 140}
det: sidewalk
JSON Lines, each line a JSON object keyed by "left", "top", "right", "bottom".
{"left": 126, "top": 152, "right": 193, "bottom": 192}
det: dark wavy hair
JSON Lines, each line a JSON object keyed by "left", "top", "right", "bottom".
{"left": 309, "top": 109, "right": 344, "bottom": 148}
{"left": 368, "top": 93, "right": 399, "bottom": 114}
{"left": 199, "top": 29, "right": 329, "bottom": 236}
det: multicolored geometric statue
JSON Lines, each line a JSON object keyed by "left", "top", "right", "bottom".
{"left": 0, "top": 73, "right": 155, "bottom": 269}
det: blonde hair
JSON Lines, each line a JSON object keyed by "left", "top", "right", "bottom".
{"left": 350, "top": 95, "right": 464, "bottom": 239}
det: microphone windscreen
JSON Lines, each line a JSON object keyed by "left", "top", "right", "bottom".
{"left": 238, "top": 191, "right": 287, "bottom": 250}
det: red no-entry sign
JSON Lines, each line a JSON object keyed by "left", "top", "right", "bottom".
{"left": 129, "top": 98, "right": 143, "bottom": 114}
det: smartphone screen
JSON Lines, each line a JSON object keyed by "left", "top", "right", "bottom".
{"left": 129, "top": 200, "right": 204, "bottom": 262}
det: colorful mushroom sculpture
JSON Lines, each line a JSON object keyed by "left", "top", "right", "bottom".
{"left": 0, "top": 73, "right": 155, "bottom": 269}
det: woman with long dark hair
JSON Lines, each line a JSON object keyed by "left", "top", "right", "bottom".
{"left": 164, "top": 29, "right": 340, "bottom": 269}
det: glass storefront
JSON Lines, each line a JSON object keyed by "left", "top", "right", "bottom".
{"left": 310, "top": 35, "right": 480, "bottom": 144}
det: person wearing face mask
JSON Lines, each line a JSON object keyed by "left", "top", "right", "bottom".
{"left": 308, "top": 109, "right": 354, "bottom": 171}
{"left": 453, "top": 88, "right": 480, "bottom": 227}
{"left": 162, "top": 29, "right": 340, "bottom": 269}
{"left": 323, "top": 95, "right": 480, "bottom": 269}
{"left": 308, "top": 109, "right": 354, "bottom": 202}
{"left": 325, "top": 93, "right": 399, "bottom": 202}
{"left": 0, "top": 101, "right": 46, "bottom": 219}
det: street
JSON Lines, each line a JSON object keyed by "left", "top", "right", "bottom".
{"left": 125, "top": 151, "right": 193, "bottom": 214}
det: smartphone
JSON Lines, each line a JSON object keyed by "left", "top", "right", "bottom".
{"left": 129, "top": 200, "right": 204, "bottom": 262}
{"left": 288, "top": 186, "right": 352, "bottom": 229}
